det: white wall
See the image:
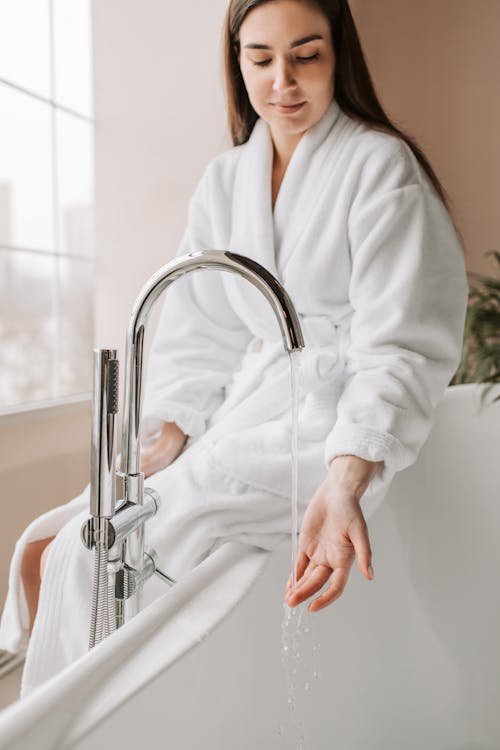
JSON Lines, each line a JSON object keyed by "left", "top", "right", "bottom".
{"left": 92, "top": 0, "right": 232, "bottom": 356}
{"left": 0, "top": 0, "right": 231, "bottom": 609}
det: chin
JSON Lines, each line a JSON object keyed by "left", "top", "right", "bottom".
{"left": 275, "top": 123, "right": 308, "bottom": 135}
{"left": 273, "top": 114, "right": 310, "bottom": 130}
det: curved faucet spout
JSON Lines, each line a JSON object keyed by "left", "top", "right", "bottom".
{"left": 120, "top": 250, "right": 305, "bottom": 477}
{"left": 87, "top": 249, "right": 305, "bottom": 634}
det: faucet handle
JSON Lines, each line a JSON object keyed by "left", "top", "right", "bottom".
{"left": 144, "top": 548, "right": 176, "bottom": 587}
{"left": 114, "top": 547, "right": 176, "bottom": 600}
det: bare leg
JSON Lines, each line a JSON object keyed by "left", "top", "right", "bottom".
{"left": 20, "top": 537, "right": 56, "bottom": 637}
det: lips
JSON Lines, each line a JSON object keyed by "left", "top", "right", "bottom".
{"left": 273, "top": 102, "right": 305, "bottom": 113}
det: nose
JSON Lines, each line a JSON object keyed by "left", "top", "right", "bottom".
{"left": 272, "top": 57, "right": 297, "bottom": 93}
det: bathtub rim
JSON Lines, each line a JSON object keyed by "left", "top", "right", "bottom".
{"left": 0, "top": 539, "right": 273, "bottom": 749}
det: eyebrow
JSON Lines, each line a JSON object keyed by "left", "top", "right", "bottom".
{"left": 243, "top": 34, "right": 324, "bottom": 50}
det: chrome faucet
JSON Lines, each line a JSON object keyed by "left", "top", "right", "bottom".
{"left": 81, "top": 250, "right": 305, "bottom": 647}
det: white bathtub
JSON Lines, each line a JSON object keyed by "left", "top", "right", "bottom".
{"left": 0, "top": 383, "right": 499, "bottom": 749}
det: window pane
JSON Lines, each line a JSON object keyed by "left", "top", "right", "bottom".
{"left": 0, "top": 249, "right": 57, "bottom": 408}
{"left": 0, "top": 83, "right": 54, "bottom": 250}
{"left": 57, "top": 256, "right": 94, "bottom": 397}
{"left": 53, "top": 0, "right": 93, "bottom": 117}
{"left": 0, "top": 0, "right": 51, "bottom": 98}
{"left": 56, "top": 111, "right": 95, "bottom": 257}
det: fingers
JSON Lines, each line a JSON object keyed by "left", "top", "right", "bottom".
{"left": 285, "top": 564, "right": 331, "bottom": 608}
{"left": 307, "top": 568, "right": 349, "bottom": 611}
{"left": 140, "top": 448, "right": 172, "bottom": 479}
{"left": 348, "top": 512, "right": 374, "bottom": 581}
{"left": 140, "top": 430, "right": 187, "bottom": 478}
{"left": 295, "top": 548, "right": 309, "bottom": 582}
{"left": 285, "top": 549, "right": 311, "bottom": 594}
{"left": 285, "top": 566, "right": 350, "bottom": 612}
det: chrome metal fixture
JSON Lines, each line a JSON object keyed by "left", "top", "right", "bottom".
{"left": 81, "top": 250, "right": 305, "bottom": 647}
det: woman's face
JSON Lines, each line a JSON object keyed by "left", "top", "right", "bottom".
{"left": 237, "top": 0, "right": 335, "bottom": 141}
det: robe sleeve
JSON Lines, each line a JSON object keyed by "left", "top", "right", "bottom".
{"left": 141, "top": 164, "right": 252, "bottom": 440}
{"left": 323, "top": 141, "right": 469, "bottom": 481}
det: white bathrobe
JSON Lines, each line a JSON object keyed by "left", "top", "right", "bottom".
{"left": 0, "top": 97, "right": 468, "bottom": 694}
{"left": 141, "top": 96, "right": 468, "bottom": 497}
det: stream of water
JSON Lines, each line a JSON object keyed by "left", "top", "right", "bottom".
{"left": 289, "top": 349, "right": 301, "bottom": 588}
{"left": 278, "top": 350, "right": 322, "bottom": 748}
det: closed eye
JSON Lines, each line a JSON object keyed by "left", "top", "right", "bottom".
{"left": 253, "top": 53, "right": 320, "bottom": 67}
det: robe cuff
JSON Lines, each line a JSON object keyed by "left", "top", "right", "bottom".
{"left": 142, "top": 403, "right": 207, "bottom": 442}
{"left": 323, "top": 423, "right": 408, "bottom": 472}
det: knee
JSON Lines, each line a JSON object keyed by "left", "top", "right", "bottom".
{"left": 39, "top": 537, "right": 56, "bottom": 579}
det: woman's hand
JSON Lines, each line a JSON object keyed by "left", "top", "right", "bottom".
{"left": 284, "top": 455, "right": 382, "bottom": 612}
{"left": 140, "top": 421, "right": 188, "bottom": 478}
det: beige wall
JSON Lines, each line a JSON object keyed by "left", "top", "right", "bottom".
{"left": 92, "top": 0, "right": 500, "bottom": 364}
{"left": 0, "top": 402, "right": 91, "bottom": 607}
{"left": 350, "top": 0, "right": 500, "bottom": 276}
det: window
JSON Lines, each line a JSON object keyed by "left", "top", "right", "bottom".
{"left": 0, "top": 0, "right": 94, "bottom": 411}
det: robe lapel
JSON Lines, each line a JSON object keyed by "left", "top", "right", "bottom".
{"left": 223, "top": 97, "right": 346, "bottom": 341}
{"left": 273, "top": 98, "right": 343, "bottom": 274}
{"left": 230, "top": 115, "right": 277, "bottom": 277}
{"left": 224, "top": 113, "right": 280, "bottom": 340}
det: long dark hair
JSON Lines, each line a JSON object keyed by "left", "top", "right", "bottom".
{"left": 223, "top": 0, "right": 451, "bottom": 211}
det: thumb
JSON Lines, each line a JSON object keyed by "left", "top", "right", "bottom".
{"left": 348, "top": 511, "right": 374, "bottom": 581}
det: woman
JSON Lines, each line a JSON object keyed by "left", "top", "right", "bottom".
{"left": 1, "top": 0, "right": 467, "bottom": 692}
